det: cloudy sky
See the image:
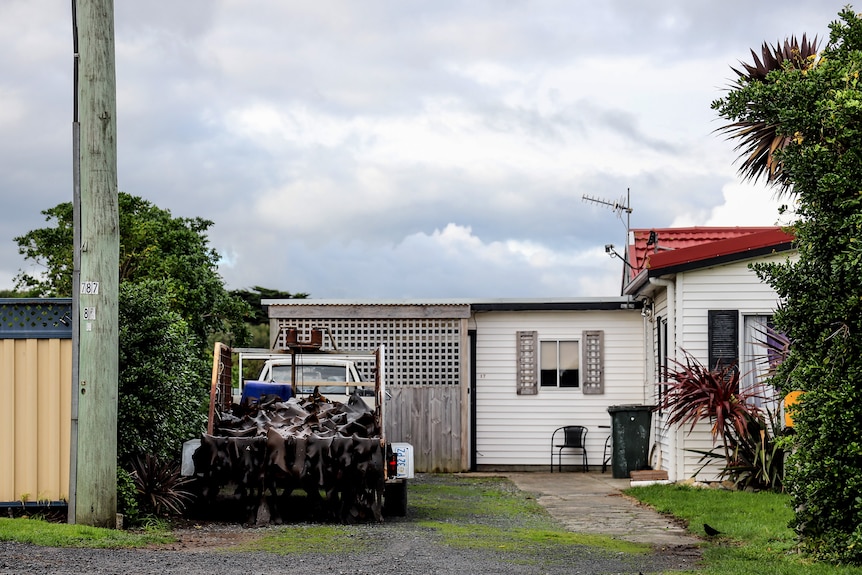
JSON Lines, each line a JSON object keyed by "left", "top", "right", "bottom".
{"left": 0, "top": 1, "right": 844, "bottom": 299}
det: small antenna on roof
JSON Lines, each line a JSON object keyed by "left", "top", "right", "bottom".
{"left": 582, "top": 188, "right": 634, "bottom": 294}
{"left": 581, "top": 188, "right": 632, "bottom": 233}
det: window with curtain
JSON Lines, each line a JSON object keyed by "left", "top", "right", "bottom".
{"left": 741, "top": 314, "right": 777, "bottom": 407}
{"left": 540, "top": 340, "right": 580, "bottom": 388}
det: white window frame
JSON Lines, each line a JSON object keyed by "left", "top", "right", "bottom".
{"left": 539, "top": 338, "right": 581, "bottom": 389}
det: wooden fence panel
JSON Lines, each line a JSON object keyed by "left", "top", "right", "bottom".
{"left": 385, "top": 385, "right": 464, "bottom": 472}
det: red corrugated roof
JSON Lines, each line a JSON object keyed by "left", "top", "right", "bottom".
{"left": 626, "top": 226, "right": 793, "bottom": 281}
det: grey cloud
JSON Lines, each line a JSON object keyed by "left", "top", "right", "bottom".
{"left": 0, "top": 0, "right": 820, "bottom": 298}
{"left": 115, "top": 2, "right": 217, "bottom": 40}
{"left": 584, "top": 105, "right": 679, "bottom": 155}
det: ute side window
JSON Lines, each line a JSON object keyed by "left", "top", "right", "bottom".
{"left": 270, "top": 364, "right": 350, "bottom": 382}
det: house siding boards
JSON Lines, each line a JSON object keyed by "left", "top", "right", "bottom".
{"left": 263, "top": 300, "right": 646, "bottom": 472}
{"left": 648, "top": 290, "right": 675, "bottom": 477}
{"left": 263, "top": 298, "right": 646, "bottom": 470}
{"left": 650, "top": 254, "right": 789, "bottom": 481}
{"left": 473, "top": 309, "right": 645, "bottom": 469}
{"left": 678, "top": 262, "right": 784, "bottom": 357}
{"left": 264, "top": 255, "right": 791, "bottom": 479}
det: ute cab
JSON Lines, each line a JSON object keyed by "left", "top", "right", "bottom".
{"left": 236, "top": 350, "right": 376, "bottom": 407}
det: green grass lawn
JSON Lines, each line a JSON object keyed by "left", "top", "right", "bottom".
{"left": 238, "top": 474, "right": 649, "bottom": 557}
{"left": 1, "top": 476, "right": 643, "bottom": 562}
{"left": 0, "top": 516, "right": 173, "bottom": 548}
{"left": 408, "top": 474, "right": 649, "bottom": 555}
{"left": 6, "top": 475, "right": 859, "bottom": 575}
{"left": 626, "top": 483, "right": 862, "bottom": 574}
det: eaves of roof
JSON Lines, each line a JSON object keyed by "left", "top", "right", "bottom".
{"left": 627, "top": 226, "right": 781, "bottom": 282}
{"left": 644, "top": 228, "right": 795, "bottom": 277}
{"left": 470, "top": 297, "right": 639, "bottom": 312}
{"left": 262, "top": 297, "right": 641, "bottom": 315}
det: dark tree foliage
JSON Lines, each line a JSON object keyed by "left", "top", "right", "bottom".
{"left": 118, "top": 280, "right": 208, "bottom": 464}
{"left": 15, "top": 192, "right": 251, "bottom": 348}
{"left": 15, "top": 202, "right": 74, "bottom": 297}
{"left": 0, "top": 289, "right": 39, "bottom": 298}
{"left": 713, "top": 8, "right": 862, "bottom": 563}
{"left": 14, "top": 193, "right": 252, "bottom": 462}
{"left": 230, "top": 286, "right": 308, "bottom": 324}
{"left": 717, "top": 34, "right": 819, "bottom": 193}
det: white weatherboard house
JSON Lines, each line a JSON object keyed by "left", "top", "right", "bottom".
{"left": 471, "top": 299, "right": 647, "bottom": 471}
{"left": 262, "top": 226, "right": 794, "bottom": 478}
{"left": 623, "top": 226, "right": 796, "bottom": 481}
{"left": 262, "top": 297, "right": 649, "bottom": 473}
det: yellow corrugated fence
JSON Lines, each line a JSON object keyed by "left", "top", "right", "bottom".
{"left": 0, "top": 338, "right": 72, "bottom": 503}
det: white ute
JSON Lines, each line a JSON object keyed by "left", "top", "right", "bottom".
{"left": 183, "top": 345, "right": 414, "bottom": 519}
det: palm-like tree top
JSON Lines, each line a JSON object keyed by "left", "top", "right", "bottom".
{"left": 719, "top": 35, "right": 819, "bottom": 194}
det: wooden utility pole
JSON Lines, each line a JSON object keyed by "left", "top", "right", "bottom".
{"left": 69, "top": 0, "right": 119, "bottom": 528}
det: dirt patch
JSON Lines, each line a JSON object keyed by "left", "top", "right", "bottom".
{"left": 146, "top": 524, "right": 262, "bottom": 551}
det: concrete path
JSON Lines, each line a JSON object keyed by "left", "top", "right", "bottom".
{"left": 500, "top": 472, "right": 702, "bottom": 549}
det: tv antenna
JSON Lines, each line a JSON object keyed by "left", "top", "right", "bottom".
{"left": 582, "top": 189, "right": 635, "bottom": 293}
{"left": 581, "top": 187, "right": 632, "bottom": 233}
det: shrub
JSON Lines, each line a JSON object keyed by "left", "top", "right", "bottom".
{"left": 118, "top": 280, "right": 208, "bottom": 464}
{"left": 659, "top": 351, "right": 784, "bottom": 491}
{"left": 713, "top": 8, "right": 862, "bottom": 561}
{"left": 130, "top": 455, "right": 194, "bottom": 517}
{"left": 117, "top": 467, "right": 140, "bottom": 525}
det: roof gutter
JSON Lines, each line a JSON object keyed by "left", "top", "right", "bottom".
{"left": 471, "top": 299, "right": 640, "bottom": 312}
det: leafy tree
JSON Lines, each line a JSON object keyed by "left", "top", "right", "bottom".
{"left": 713, "top": 8, "right": 862, "bottom": 563}
{"left": 716, "top": 34, "right": 819, "bottom": 194}
{"left": 15, "top": 193, "right": 251, "bottom": 348}
{"left": 15, "top": 202, "right": 74, "bottom": 297}
{"left": 208, "top": 286, "right": 309, "bottom": 348}
{"left": 0, "top": 289, "right": 39, "bottom": 298}
{"left": 14, "top": 193, "right": 252, "bottom": 463}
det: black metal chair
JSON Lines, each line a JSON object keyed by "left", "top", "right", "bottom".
{"left": 550, "top": 426, "right": 588, "bottom": 472}
{"left": 599, "top": 425, "right": 612, "bottom": 473}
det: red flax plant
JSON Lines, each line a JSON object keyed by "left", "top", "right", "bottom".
{"left": 657, "top": 351, "right": 778, "bottom": 488}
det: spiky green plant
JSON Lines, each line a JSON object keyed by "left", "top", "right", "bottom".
{"left": 718, "top": 34, "right": 819, "bottom": 194}
{"left": 659, "top": 351, "right": 767, "bottom": 457}
{"left": 130, "top": 455, "right": 194, "bottom": 516}
{"left": 658, "top": 351, "right": 785, "bottom": 489}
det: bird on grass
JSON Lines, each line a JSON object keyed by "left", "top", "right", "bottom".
{"left": 703, "top": 523, "right": 722, "bottom": 537}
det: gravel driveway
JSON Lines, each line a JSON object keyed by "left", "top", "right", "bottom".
{"left": 0, "top": 475, "right": 700, "bottom": 575}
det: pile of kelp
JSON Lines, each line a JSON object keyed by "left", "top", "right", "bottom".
{"left": 192, "top": 392, "right": 385, "bottom": 524}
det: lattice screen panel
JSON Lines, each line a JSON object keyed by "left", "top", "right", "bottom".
{"left": 274, "top": 318, "right": 461, "bottom": 386}
{"left": 516, "top": 330, "right": 538, "bottom": 395}
{"left": 582, "top": 329, "right": 604, "bottom": 394}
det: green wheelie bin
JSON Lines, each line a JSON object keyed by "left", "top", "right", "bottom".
{"left": 606, "top": 405, "right": 654, "bottom": 479}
